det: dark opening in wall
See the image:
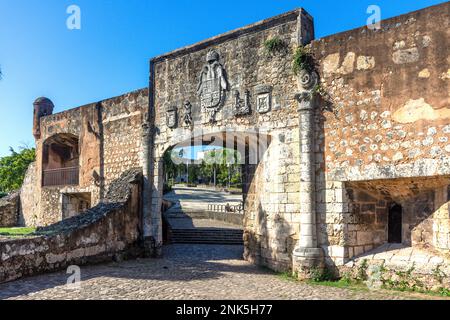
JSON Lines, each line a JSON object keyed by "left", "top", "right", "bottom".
{"left": 388, "top": 203, "right": 403, "bottom": 244}
{"left": 62, "top": 192, "right": 91, "bottom": 219}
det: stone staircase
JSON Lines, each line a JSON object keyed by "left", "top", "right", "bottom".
{"left": 164, "top": 209, "right": 244, "bottom": 245}
{"left": 170, "top": 228, "right": 244, "bottom": 245}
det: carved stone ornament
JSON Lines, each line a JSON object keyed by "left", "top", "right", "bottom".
{"left": 299, "top": 69, "right": 318, "bottom": 91}
{"left": 183, "top": 101, "right": 193, "bottom": 127}
{"left": 166, "top": 106, "right": 177, "bottom": 129}
{"left": 197, "top": 50, "right": 228, "bottom": 123}
{"left": 255, "top": 84, "right": 272, "bottom": 114}
{"left": 233, "top": 90, "right": 251, "bottom": 116}
{"left": 295, "top": 70, "right": 319, "bottom": 111}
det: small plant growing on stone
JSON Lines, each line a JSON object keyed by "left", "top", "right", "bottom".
{"left": 432, "top": 264, "right": 446, "bottom": 284}
{"left": 339, "top": 272, "right": 353, "bottom": 285}
{"left": 264, "top": 37, "right": 285, "bottom": 54}
{"left": 382, "top": 263, "right": 426, "bottom": 292}
{"left": 310, "top": 266, "right": 335, "bottom": 282}
{"left": 292, "top": 45, "right": 315, "bottom": 75}
{"left": 438, "top": 287, "right": 450, "bottom": 297}
{"left": 356, "top": 259, "right": 369, "bottom": 281}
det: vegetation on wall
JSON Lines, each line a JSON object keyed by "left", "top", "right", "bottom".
{"left": 292, "top": 45, "right": 315, "bottom": 75}
{"left": 0, "top": 146, "right": 35, "bottom": 193}
{"left": 264, "top": 37, "right": 286, "bottom": 54}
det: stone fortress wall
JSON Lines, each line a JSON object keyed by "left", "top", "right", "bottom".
{"left": 310, "top": 3, "right": 450, "bottom": 265}
{"left": 10, "top": 2, "right": 450, "bottom": 278}
{"left": 147, "top": 9, "right": 314, "bottom": 270}
{"left": 24, "top": 89, "right": 148, "bottom": 227}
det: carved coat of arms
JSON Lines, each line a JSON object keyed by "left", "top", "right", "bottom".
{"left": 166, "top": 105, "right": 177, "bottom": 129}
{"left": 197, "top": 50, "right": 228, "bottom": 122}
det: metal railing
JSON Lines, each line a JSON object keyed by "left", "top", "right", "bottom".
{"left": 208, "top": 202, "right": 244, "bottom": 214}
{"left": 42, "top": 166, "right": 79, "bottom": 187}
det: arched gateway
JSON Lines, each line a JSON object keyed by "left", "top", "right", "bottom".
{"left": 139, "top": 9, "right": 321, "bottom": 274}
{"left": 23, "top": 3, "right": 450, "bottom": 279}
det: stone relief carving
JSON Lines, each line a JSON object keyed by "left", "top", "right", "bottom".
{"left": 197, "top": 50, "right": 228, "bottom": 123}
{"left": 233, "top": 89, "right": 251, "bottom": 116}
{"left": 255, "top": 84, "right": 272, "bottom": 114}
{"left": 182, "top": 101, "right": 193, "bottom": 127}
{"left": 295, "top": 70, "right": 319, "bottom": 110}
{"left": 166, "top": 105, "right": 177, "bottom": 129}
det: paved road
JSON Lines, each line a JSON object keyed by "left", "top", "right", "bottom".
{"left": 0, "top": 244, "right": 435, "bottom": 300}
{"left": 164, "top": 186, "right": 243, "bottom": 212}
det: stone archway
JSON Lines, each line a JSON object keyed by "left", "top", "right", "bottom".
{"left": 148, "top": 129, "right": 280, "bottom": 259}
{"left": 139, "top": 10, "right": 320, "bottom": 272}
{"left": 42, "top": 133, "right": 80, "bottom": 187}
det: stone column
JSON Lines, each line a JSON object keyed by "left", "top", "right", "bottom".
{"left": 293, "top": 70, "right": 324, "bottom": 278}
{"left": 141, "top": 122, "right": 155, "bottom": 256}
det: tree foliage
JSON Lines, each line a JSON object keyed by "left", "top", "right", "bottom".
{"left": 0, "top": 147, "right": 36, "bottom": 193}
{"left": 162, "top": 147, "right": 243, "bottom": 188}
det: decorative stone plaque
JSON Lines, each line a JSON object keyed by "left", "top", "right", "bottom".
{"left": 233, "top": 89, "right": 251, "bottom": 116}
{"left": 183, "top": 101, "right": 193, "bottom": 127}
{"left": 197, "top": 50, "right": 228, "bottom": 122}
{"left": 166, "top": 106, "right": 177, "bottom": 128}
{"left": 255, "top": 84, "right": 272, "bottom": 114}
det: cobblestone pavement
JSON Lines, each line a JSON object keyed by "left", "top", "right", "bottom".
{"left": 0, "top": 245, "right": 441, "bottom": 300}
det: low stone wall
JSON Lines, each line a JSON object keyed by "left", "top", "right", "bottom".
{"left": 0, "top": 169, "right": 143, "bottom": 284}
{"left": 0, "top": 192, "right": 20, "bottom": 227}
{"left": 202, "top": 211, "right": 243, "bottom": 226}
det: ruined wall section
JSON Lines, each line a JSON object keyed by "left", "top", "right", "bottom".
{"left": 0, "top": 192, "right": 20, "bottom": 227}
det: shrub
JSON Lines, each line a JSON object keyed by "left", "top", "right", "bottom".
{"left": 264, "top": 37, "right": 285, "bottom": 54}
{"left": 292, "top": 46, "right": 315, "bottom": 75}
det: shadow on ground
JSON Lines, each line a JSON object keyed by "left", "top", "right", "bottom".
{"left": 0, "top": 244, "right": 273, "bottom": 299}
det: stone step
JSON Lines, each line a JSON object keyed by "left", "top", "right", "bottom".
{"left": 170, "top": 228, "right": 244, "bottom": 245}
{"left": 171, "top": 241, "right": 243, "bottom": 245}
{"left": 172, "top": 235, "right": 243, "bottom": 240}
{"left": 171, "top": 234, "right": 243, "bottom": 239}
{"left": 172, "top": 229, "right": 243, "bottom": 233}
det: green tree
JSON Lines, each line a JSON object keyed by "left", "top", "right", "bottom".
{"left": 0, "top": 147, "right": 36, "bottom": 193}
{"left": 200, "top": 148, "right": 242, "bottom": 187}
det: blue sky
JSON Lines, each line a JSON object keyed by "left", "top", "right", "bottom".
{"left": 0, "top": 0, "right": 446, "bottom": 156}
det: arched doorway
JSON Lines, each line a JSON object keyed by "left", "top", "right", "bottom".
{"left": 160, "top": 130, "right": 272, "bottom": 246}
{"left": 388, "top": 203, "right": 402, "bottom": 244}
{"left": 42, "top": 133, "right": 80, "bottom": 187}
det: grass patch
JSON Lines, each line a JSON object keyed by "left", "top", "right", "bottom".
{"left": 0, "top": 227, "right": 36, "bottom": 237}
{"left": 307, "top": 279, "right": 369, "bottom": 292}
{"left": 278, "top": 271, "right": 298, "bottom": 282}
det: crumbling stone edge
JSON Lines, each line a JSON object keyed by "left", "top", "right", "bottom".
{"left": 0, "top": 168, "right": 145, "bottom": 284}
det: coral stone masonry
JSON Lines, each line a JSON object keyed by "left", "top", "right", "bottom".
{"left": 4, "top": 2, "right": 450, "bottom": 283}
